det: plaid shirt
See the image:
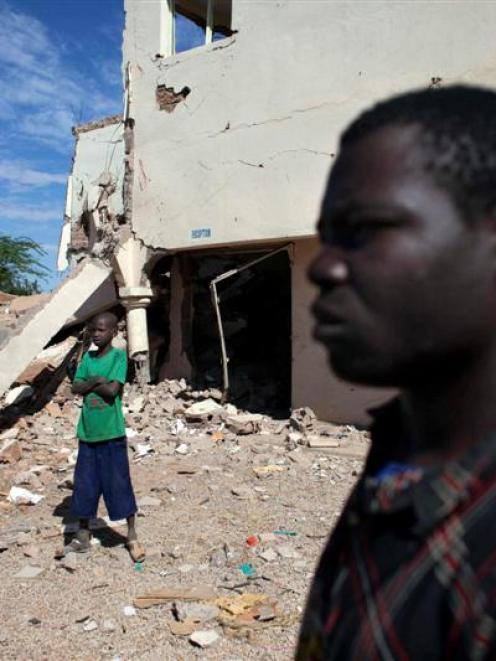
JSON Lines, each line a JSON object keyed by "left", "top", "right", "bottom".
{"left": 296, "top": 401, "right": 496, "bottom": 660}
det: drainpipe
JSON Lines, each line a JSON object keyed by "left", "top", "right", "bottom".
{"left": 209, "top": 244, "right": 291, "bottom": 401}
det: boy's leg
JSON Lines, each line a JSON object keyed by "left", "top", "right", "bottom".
{"left": 100, "top": 437, "right": 144, "bottom": 561}
{"left": 69, "top": 441, "right": 101, "bottom": 552}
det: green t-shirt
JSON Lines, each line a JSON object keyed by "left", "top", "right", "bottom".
{"left": 74, "top": 347, "right": 127, "bottom": 442}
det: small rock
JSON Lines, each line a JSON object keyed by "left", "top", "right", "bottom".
{"left": 209, "top": 549, "right": 227, "bottom": 568}
{"left": 103, "top": 619, "right": 118, "bottom": 632}
{"left": 175, "top": 443, "right": 189, "bottom": 455}
{"left": 83, "top": 620, "right": 98, "bottom": 632}
{"left": 260, "top": 548, "right": 278, "bottom": 563}
{"left": 231, "top": 485, "right": 253, "bottom": 500}
{"left": 16, "top": 532, "right": 32, "bottom": 547}
{"left": 61, "top": 553, "right": 78, "bottom": 572}
{"left": 189, "top": 629, "right": 220, "bottom": 648}
{"left": 256, "top": 605, "right": 276, "bottom": 622}
{"left": 128, "top": 395, "right": 145, "bottom": 413}
{"left": 123, "top": 605, "right": 136, "bottom": 617}
{"left": 184, "top": 399, "right": 224, "bottom": 422}
{"left": 23, "top": 545, "right": 40, "bottom": 559}
{"left": 15, "top": 565, "right": 44, "bottom": 579}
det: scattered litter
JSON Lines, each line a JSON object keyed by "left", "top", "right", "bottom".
{"left": 134, "top": 562, "right": 145, "bottom": 573}
{"left": 274, "top": 529, "right": 297, "bottom": 537}
{"left": 8, "top": 487, "right": 44, "bottom": 505}
{"left": 246, "top": 535, "right": 259, "bottom": 548}
{"left": 238, "top": 563, "right": 256, "bottom": 578}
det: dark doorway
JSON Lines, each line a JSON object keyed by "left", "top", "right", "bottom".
{"left": 190, "top": 248, "right": 291, "bottom": 417}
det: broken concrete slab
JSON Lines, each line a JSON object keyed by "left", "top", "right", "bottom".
{"left": 4, "top": 385, "right": 34, "bottom": 406}
{"left": 0, "top": 259, "right": 112, "bottom": 397}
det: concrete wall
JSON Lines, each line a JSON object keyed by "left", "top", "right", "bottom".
{"left": 124, "top": 0, "right": 496, "bottom": 252}
{"left": 291, "top": 239, "right": 392, "bottom": 425}
{"left": 71, "top": 121, "right": 125, "bottom": 225}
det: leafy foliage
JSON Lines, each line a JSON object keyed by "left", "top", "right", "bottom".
{"left": 0, "top": 234, "right": 49, "bottom": 295}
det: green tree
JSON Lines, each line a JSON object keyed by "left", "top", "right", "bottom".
{"left": 0, "top": 234, "right": 49, "bottom": 295}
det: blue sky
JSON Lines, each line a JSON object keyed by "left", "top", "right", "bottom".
{"left": 0, "top": 0, "right": 124, "bottom": 290}
{"left": 0, "top": 0, "right": 211, "bottom": 291}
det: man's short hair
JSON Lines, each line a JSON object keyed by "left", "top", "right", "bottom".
{"left": 340, "top": 85, "right": 496, "bottom": 221}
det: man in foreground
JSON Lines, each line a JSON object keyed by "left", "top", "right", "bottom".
{"left": 296, "top": 85, "right": 496, "bottom": 659}
{"left": 69, "top": 311, "right": 144, "bottom": 562}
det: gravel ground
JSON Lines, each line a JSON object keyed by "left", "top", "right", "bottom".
{"left": 0, "top": 381, "right": 367, "bottom": 660}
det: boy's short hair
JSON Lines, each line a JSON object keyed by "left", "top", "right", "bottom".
{"left": 340, "top": 85, "right": 496, "bottom": 221}
{"left": 90, "top": 311, "right": 118, "bottom": 329}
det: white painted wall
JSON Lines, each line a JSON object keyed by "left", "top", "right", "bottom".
{"left": 124, "top": 0, "right": 496, "bottom": 252}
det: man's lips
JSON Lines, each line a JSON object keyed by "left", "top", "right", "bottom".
{"left": 312, "top": 300, "right": 350, "bottom": 341}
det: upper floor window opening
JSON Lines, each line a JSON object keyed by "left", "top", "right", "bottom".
{"left": 162, "top": 0, "right": 232, "bottom": 57}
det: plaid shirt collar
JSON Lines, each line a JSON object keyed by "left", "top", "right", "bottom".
{"left": 349, "top": 399, "right": 496, "bottom": 536}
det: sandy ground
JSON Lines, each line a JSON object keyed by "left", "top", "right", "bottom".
{"left": 0, "top": 382, "right": 367, "bottom": 660}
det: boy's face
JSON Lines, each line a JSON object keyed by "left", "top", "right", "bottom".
{"left": 310, "top": 124, "right": 496, "bottom": 388}
{"left": 89, "top": 316, "right": 116, "bottom": 349}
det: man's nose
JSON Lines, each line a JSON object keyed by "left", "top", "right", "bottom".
{"left": 308, "top": 246, "right": 349, "bottom": 287}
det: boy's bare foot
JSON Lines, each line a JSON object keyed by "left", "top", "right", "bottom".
{"left": 64, "top": 529, "right": 91, "bottom": 554}
{"left": 126, "top": 539, "right": 145, "bottom": 562}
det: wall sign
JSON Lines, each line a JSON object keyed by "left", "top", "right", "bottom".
{"left": 191, "top": 228, "right": 212, "bottom": 239}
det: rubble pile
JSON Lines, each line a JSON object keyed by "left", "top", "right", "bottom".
{"left": 0, "top": 377, "right": 369, "bottom": 658}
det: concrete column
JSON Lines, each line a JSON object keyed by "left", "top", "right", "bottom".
{"left": 119, "top": 286, "right": 152, "bottom": 384}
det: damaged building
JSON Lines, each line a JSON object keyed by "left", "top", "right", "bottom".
{"left": 3, "top": 0, "right": 496, "bottom": 422}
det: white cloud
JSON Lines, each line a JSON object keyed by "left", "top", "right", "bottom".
{"left": 0, "top": 201, "right": 60, "bottom": 222}
{"left": 0, "top": 3, "right": 121, "bottom": 152}
{"left": 0, "top": 159, "right": 66, "bottom": 187}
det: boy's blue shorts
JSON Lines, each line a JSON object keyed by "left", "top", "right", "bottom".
{"left": 71, "top": 436, "right": 137, "bottom": 521}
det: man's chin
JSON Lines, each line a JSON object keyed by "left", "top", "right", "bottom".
{"left": 328, "top": 352, "right": 396, "bottom": 388}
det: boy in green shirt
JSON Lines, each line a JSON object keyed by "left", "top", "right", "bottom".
{"left": 69, "top": 312, "right": 144, "bottom": 562}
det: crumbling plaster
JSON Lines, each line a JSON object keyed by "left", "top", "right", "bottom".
{"left": 124, "top": 0, "right": 496, "bottom": 252}
{"left": 67, "top": 120, "right": 126, "bottom": 261}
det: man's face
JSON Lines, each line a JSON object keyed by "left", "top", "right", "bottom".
{"left": 89, "top": 317, "right": 115, "bottom": 349}
{"left": 310, "top": 124, "right": 496, "bottom": 388}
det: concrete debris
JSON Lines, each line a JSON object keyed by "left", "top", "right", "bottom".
{"left": 189, "top": 629, "right": 219, "bottom": 648}
{"left": 8, "top": 486, "right": 44, "bottom": 505}
{"left": 174, "top": 601, "right": 220, "bottom": 623}
{"left": 226, "top": 413, "right": 263, "bottom": 435}
{"left": 0, "top": 438, "right": 22, "bottom": 464}
{"left": 184, "top": 399, "right": 224, "bottom": 422}
{"left": 0, "top": 375, "right": 369, "bottom": 658}
{"left": 290, "top": 407, "right": 317, "bottom": 434}
{"left": 307, "top": 436, "right": 340, "bottom": 449}
{"left": 4, "top": 385, "right": 34, "bottom": 407}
